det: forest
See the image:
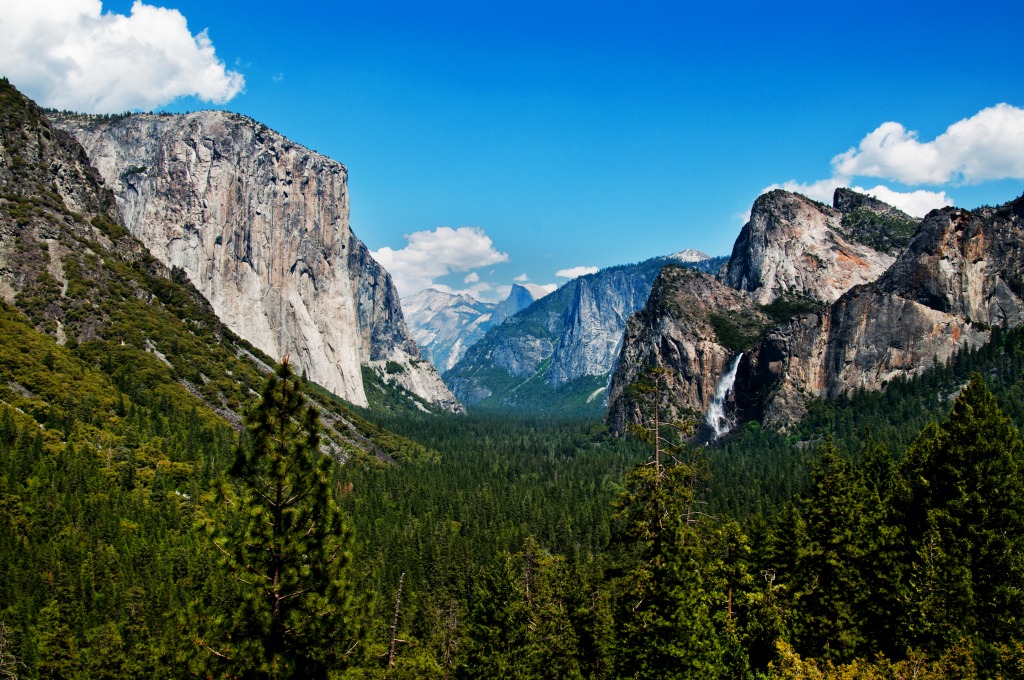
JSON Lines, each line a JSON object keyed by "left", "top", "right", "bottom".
{"left": 2, "top": 297, "right": 1024, "bottom": 678}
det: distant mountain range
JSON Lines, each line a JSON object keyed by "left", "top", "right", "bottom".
{"left": 441, "top": 251, "right": 725, "bottom": 414}
{"left": 402, "top": 283, "right": 550, "bottom": 373}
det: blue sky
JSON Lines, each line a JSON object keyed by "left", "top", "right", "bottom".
{"left": 4, "top": 1, "right": 1023, "bottom": 301}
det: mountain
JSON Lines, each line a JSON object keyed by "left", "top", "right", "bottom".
{"left": 402, "top": 283, "right": 546, "bottom": 372}
{"left": 0, "top": 78, "right": 431, "bottom": 462}
{"left": 49, "top": 109, "right": 461, "bottom": 413}
{"left": 749, "top": 195, "right": 1024, "bottom": 427}
{"left": 492, "top": 283, "right": 547, "bottom": 326}
{"left": 444, "top": 253, "right": 725, "bottom": 413}
{"left": 719, "top": 189, "right": 912, "bottom": 304}
{"left": 402, "top": 289, "right": 494, "bottom": 372}
{"left": 607, "top": 186, "right": 1024, "bottom": 434}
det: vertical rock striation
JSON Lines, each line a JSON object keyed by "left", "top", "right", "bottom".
{"left": 52, "top": 111, "right": 459, "bottom": 410}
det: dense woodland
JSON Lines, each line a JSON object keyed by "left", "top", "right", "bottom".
{"left": 3, "top": 300, "right": 1024, "bottom": 677}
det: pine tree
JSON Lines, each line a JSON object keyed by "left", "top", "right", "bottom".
{"left": 200, "top": 360, "right": 355, "bottom": 679}
{"left": 895, "top": 374, "right": 1024, "bottom": 657}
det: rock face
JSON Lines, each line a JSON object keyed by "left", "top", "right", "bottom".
{"left": 609, "top": 188, "right": 1024, "bottom": 433}
{"left": 445, "top": 254, "right": 723, "bottom": 412}
{"left": 491, "top": 283, "right": 544, "bottom": 327}
{"left": 720, "top": 190, "right": 905, "bottom": 305}
{"left": 403, "top": 284, "right": 546, "bottom": 373}
{"left": 750, "top": 199, "right": 1024, "bottom": 427}
{"left": 606, "top": 266, "right": 767, "bottom": 434}
{"left": 52, "top": 111, "right": 459, "bottom": 411}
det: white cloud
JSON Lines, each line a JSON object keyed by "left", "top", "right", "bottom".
{"left": 513, "top": 273, "right": 530, "bottom": 282}
{"left": 464, "top": 272, "right": 480, "bottom": 284}
{"left": 832, "top": 104, "right": 1024, "bottom": 185}
{"left": 371, "top": 226, "right": 509, "bottom": 297}
{"left": 525, "top": 283, "right": 558, "bottom": 296}
{"left": 556, "top": 266, "right": 599, "bottom": 279}
{"left": 763, "top": 177, "right": 952, "bottom": 218}
{"left": 0, "top": 0, "right": 244, "bottom": 113}
{"left": 761, "top": 104, "right": 1024, "bottom": 220}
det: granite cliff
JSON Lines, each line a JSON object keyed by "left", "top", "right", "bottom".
{"left": 607, "top": 188, "right": 1023, "bottom": 433}
{"left": 750, "top": 197, "right": 1024, "bottom": 427}
{"left": 51, "top": 110, "right": 460, "bottom": 411}
{"left": 719, "top": 189, "right": 912, "bottom": 304}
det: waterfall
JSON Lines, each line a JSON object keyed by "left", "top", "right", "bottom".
{"left": 705, "top": 353, "right": 743, "bottom": 439}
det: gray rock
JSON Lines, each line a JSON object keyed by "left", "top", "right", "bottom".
{"left": 51, "top": 110, "right": 460, "bottom": 411}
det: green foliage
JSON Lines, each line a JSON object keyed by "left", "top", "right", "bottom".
{"left": 894, "top": 375, "right": 1024, "bottom": 656}
{"left": 760, "top": 295, "right": 824, "bottom": 325}
{"left": 839, "top": 207, "right": 919, "bottom": 254}
{"left": 199, "top": 362, "right": 355, "bottom": 678}
{"left": 709, "top": 310, "right": 770, "bottom": 352}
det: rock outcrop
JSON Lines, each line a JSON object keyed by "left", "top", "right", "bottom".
{"left": 52, "top": 110, "right": 459, "bottom": 410}
{"left": 719, "top": 190, "right": 905, "bottom": 305}
{"left": 606, "top": 266, "right": 767, "bottom": 434}
{"left": 609, "top": 188, "right": 1024, "bottom": 433}
{"left": 750, "top": 198, "right": 1024, "bottom": 427}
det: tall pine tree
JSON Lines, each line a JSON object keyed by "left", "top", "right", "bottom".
{"left": 895, "top": 374, "right": 1024, "bottom": 659}
{"left": 199, "top": 360, "right": 355, "bottom": 679}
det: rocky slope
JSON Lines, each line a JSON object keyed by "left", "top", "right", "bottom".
{"left": 750, "top": 197, "right": 1024, "bottom": 427}
{"left": 719, "top": 189, "right": 913, "bottom": 305}
{"left": 402, "top": 283, "right": 546, "bottom": 372}
{"left": 51, "top": 110, "right": 459, "bottom": 411}
{"left": 609, "top": 188, "right": 1024, "bottom": 433}
{"left": 606, "top": 266, "right": 769, "bottom": 435}
{"left": 445, "top": 253, "right": 723, "bottom": 412}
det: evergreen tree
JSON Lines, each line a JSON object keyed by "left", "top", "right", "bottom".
{"left": 788, "top": 439, "right": 895, "bottom": 662}
{"left": 200, "top": 360, "right": 355, "bottom": 679}
{"left": 895, "top": 374, "right": 1024, "bottom": 658}
{"left": 609, "top": 369, "right": 736, "bottom": 679}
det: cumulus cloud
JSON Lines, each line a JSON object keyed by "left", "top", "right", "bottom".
{"left": 371, "top": 226, "right": 509, "bottom": 297}
{"left": 0, "top": 0, "right": 244, "bottom": 113}
{"left": 464, "top": 272, "right": 480, "bottom": 284}
{"left": 513, "top": 273, "right": 530, "bottom": 282}
{"left": 556, "top": 266, "right": 599, "bottom": 279}
{"left": 852, "top": 184, "right": 953, "bottom": 217}
{"left": 761, "top": 104, "right": 1024, "bottom": 220}
{"left": 524, "top": 283, "right": 558, "bottom": 296}
{"left": 832, "top": 104, "right": 1024, "bottom": 185}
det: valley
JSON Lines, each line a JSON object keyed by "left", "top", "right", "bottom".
{"left": 1, "top": 74, "right": 1024, "bottom": 677}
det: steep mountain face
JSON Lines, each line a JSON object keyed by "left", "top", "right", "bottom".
{"left": 403, "top": 283, "right": 545, "bottom": 373}
{"left": 609, "top": 187, "right": 1024, "bottom": 433}
{"left": 750, "top": 198, "right": 1024, "bottom": 427}
{"left": 491, "top": 283, "right": 544, "bottom": 326}
{"left": 720, "top": 190, "right": 909, "bottom": 304}
{"left": 51, "top": 110, "right": 460, "bottom": 411}
{"left": 445, "top": 254, "right": 722, "bottom": 412}
{"left": 0, "top": 79, "right": 429, "bottom": 460}
{"left": 606, "top": 266, "right": 768, "bottom": 434}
